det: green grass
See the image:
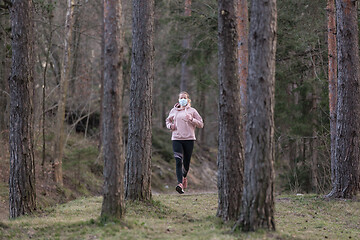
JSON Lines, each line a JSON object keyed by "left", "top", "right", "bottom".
{"left": 1, "top": 193, "right": 359, "bottom": 240}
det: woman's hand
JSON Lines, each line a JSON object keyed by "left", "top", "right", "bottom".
{"left": 170, "top": 124, "right": 176, "bottom": 131}
{"left": 185, "top": 114, "right": 193, "bottom": 122}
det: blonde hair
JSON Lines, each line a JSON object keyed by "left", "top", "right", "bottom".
{"left": 179, "top": 91, "right": 191, "bottom": 107}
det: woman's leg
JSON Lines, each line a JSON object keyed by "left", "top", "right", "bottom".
{"left": 182, "top": 140, "right": 194, "bottom": 178}
{"left": 172, "top": 140, "right": 184, "bottom": 184}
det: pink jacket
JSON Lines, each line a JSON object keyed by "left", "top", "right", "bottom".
{"left": 166, "top": 103, "right": 204, "bottom": 140}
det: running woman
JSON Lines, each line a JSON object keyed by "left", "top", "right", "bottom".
{"left": 165, "top": 91, "right": 204, "bottom": 194}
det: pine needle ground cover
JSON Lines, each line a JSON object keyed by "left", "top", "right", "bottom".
{"left": 0, "top": 193, "right": 359, "bottom": 239}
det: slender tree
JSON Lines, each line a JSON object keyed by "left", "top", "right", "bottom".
{"left": 326, "top": 0, "right": 337, "bottom": 196}
{"left": 310, "top": 53, "right": 319, "bottom": 193}
{"left": 53, "top": 0, "right": 75, "bottom": 186}
{"left": 41, "top": 5, "right": 54, "bottom": 175}
{"left": 8, "top": 0, "right": 36, "bottom": 218}
{"left": 70, "top": 2, "right": 81, "bottom": 97}
{"left": 101, "top": 0, "right": 125, "bottom": 219}
{"left": 98, "top": 0, "right": 105, "bottom": 152}
{"left": 238, "top": 0, "right": 277, "bottom": 231}
{"left": 180, "top": 0, "right": 191, "bottom": 92}
{"left": 327, "top": 0, "right": 360, "bottom": 199}
{"left": 217, "top": 0, "right": 244, "bottom": 221}
{"left": 125, "top": 0, "right": 154, "bottom": 201}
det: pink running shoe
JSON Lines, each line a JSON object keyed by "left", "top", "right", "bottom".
{"left": 176, "top": 183, "right": 184, "bottom": 194}
{"left": 183, "top": 177, "right": 188, "bottom": 189}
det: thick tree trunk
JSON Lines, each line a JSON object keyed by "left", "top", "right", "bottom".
{"left": 326, "top": 0, "right": 337, "bottom": 194}
{"left": 217, "top": 0, "right": 244, "bottom": 221}
{"left": 238, "top": 0, "right": 277, "bottom": 231}
{"left": 53, "top": 0, "right": 75, "bottom": 186}
{"left": 180, "top": 0, "right": 191, "bottom": 92}
{"left": 9, "top": 0, "right": 36, "bottom": 218}
{"left": 125, "top": 0, "right": 154, "bottom": 201}
{"left": 101, "top": 0, "right": 125, "bottom": 219}
{"left": 327, "top": 0, "right": 360, "bottom": 199}
{"left": 237, "top": 0, "right": 248, "bottom": 138}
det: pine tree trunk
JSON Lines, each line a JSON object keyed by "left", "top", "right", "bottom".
{"left": 180, "top": 0, "right": 191, "bottom": 92}
{"left": 217, "top": 0, "right": 245, "bottom": 221}
{"left": 125, "top": 0, "right": 154, "bottom": 201}
{"left": 238, "top": 0, "right": 277, "bottom": 231}
{"left": 53, "top": 0, "right": 76, "bottom": 186}
{"left": 327, "top": 0, "right": 360, "bottom": 199}
{"left": 9, "top": 0, "right": 36, "bottom": 219}
{"left": 237, "top": 0, "right": 248, "bottom": 139}
{"left": 101, "top": 0, "right": 125, "bottom": 219}
{"left": 326, "top": 0, "right": 337, "bottom": 194}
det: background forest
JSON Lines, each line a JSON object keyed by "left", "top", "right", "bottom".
{"left": 0, "top": 0, "right": 334, "bottom": 212}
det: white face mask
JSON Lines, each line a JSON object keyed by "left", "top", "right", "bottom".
{"left": 179, "top": 98, "right": 188, "bottom": 107}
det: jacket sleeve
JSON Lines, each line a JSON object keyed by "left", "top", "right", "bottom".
{"left": 191, "top": 109, "right": 204, "bottom": 128}
{"left": 165, "top": 109, "right": 175, "bottom": 130}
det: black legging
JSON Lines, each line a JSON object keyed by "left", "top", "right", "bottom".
{"left": 172, "top": 140, "right": 194, "bottom": 184}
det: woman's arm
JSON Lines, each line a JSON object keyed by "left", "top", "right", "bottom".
{"left": 165, "top": 110, "right": 176, "bottom": 130}
{"left": 190, "top": 109, "right": 204, "bottom": 128}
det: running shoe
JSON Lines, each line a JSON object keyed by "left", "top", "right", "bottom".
{"left": 176, "top": 183, "right": 184, "bottom": 194}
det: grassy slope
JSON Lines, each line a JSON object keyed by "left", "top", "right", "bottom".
{"left": 0, "top": 127, "right": 217, "bottom": 220}
{"left": 1, "top": 193, "right": 359, "bottom": 240}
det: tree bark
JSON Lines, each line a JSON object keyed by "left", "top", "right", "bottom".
{"left": 53, "top": 0, "right": 76, "bottom": 186}
{"left": 237, "top": 0, "right": 248, "bottom": 140}
{"left": 101, "top": 0, "right": 125, "bottom": 219}
{"left": 326, "top": 0, "right": 337, "bottom": 195}
{"left": 217, "top": 0, "right": 244, "bottom": 221}
{"left": 125, "top": 0, "right": 154, "bottom": 201}
{"left": 238, "top": 0, "right": 277, "bottom": 231}
{"left": 180, "top": 0, "right": 191, "bottom": 92}
{"left": 9, "top": 0, "right": 36, "bottom": 218}
{"left": 327, "top": 0, "right": 360, "bottom": 199}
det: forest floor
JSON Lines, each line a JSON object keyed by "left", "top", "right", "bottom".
{"left": 1, "top": 192, "right": 360, "bottom": 239}
{"left": 0, "top": 127, "right": 218, "bottom": 221}
{"left": 1, "top": 129, "right": 360, "bottom": 239}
